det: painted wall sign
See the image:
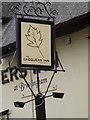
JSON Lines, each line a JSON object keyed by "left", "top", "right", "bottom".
{"left": 14, "top": 78, "right": 47, "bottom": 92}
{"left": 1, "top": 66, "right": 47, "bottom": 87}
{"left": 17, "top": 18, "right": 54, "bottom": 70}
{"left": 1, "top": 66, "right": 27, "bottom": 84}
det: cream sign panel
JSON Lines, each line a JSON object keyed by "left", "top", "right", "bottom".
{"left": 17, "top": 18, "right": 54, "bottom": 69}
{"left": 21, "top": 22, "right": 51, "bottom": 66}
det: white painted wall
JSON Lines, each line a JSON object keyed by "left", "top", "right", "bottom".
{"left": 0, "top": 27, "right": 88, "bottom": 118}
{"left": 46, "top": 27, "right": 88, "bottom": 118}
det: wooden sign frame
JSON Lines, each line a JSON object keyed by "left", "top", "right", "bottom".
{"left": 16, "top": 18, "right": 55, "bottom": 70}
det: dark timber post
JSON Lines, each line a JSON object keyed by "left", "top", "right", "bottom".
{"left": 35, "top": 70, "right": 46, "bottom": 120}
{"left": 35, "top": 93, "right": 46, "bottom": 120}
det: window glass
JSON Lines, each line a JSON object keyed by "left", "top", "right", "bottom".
{"left": 0, "top": 110, "right": 9, "bottom": 120}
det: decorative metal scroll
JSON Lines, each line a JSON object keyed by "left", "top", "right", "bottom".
{"left": 10, "top": 2, "right": 58, "bottom": 19}
{"left": 10, "top": 3, "right": 22, "bottom": 15}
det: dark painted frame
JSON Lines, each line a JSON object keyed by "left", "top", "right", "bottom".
{"left": 16, "top": 18, "right": 55, "bottom": 70}
{"left": 0, "top": 109, "right": 9, "bottom": 120}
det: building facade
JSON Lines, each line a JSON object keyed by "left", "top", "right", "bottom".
{"left": 0, "top": 2, "right": 90, "bottom": 119}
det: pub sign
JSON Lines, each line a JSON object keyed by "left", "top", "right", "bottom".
{"left": 17, "top": 18, "right": 54, "bottom": 70}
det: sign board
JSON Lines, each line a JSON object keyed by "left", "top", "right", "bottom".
{"left": 16, "top": 18, "right": 54, "bottom": 70}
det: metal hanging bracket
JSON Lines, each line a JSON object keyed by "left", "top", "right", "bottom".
{"left": 10, "top": 2, "right": 58, "bottom": 20}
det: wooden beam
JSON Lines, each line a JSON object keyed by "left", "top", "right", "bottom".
{"left": 2, "top": 17, "right": 12, "bottom": 24}
{"left": 55, "top": 13, "right": 90, "bottom": 38}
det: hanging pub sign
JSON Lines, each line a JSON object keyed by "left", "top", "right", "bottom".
{"left": 16, "top": 18, "right": 54, "bottom": 70}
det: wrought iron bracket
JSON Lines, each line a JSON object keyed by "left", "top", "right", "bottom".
{"left": 10, "top": 2, "right": 58, "bottom": 20}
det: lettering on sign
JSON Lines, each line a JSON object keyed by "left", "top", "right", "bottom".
{"left": 13, "top": 78, "right": 47, "bottom": 92}
{"left": 1, "top": 66, "right": 27, "bottom": 84}
{"left": 23, "top": 57, "right": 50, "bottom": 64}
{"left": 1, "top": 66, "right": 48, "bottom": 93}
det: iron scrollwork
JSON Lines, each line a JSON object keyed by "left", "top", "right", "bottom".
{"left": 10, "top": 3, "right": 22, "bottom": 15}
{"left": 10, "top": 2, "right": 58, "bottom": 19}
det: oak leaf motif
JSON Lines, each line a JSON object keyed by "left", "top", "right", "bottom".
{"left": 25, "top": 25, "right": 44, "bottom": 58}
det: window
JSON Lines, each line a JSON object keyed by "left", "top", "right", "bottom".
{"left": 0, "top": 109, "right": 9, "bottom": 120}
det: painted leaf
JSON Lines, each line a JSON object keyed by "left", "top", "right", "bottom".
{"left": 25, "top": 25, "right": 44, "bottom": 58}
{"left": 25, "top": 25, "right": 43, "bottom": 48}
